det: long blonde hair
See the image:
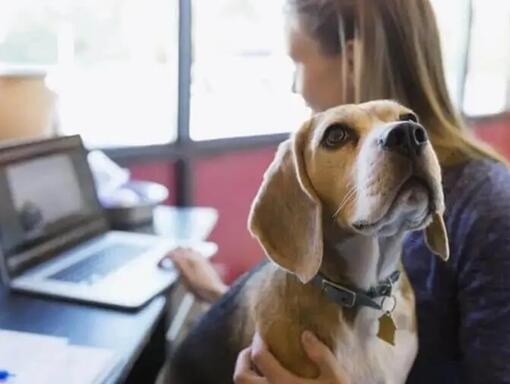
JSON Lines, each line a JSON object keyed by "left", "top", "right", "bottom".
{"left": 287, "top": 0, "right": 505, "bottom": 166}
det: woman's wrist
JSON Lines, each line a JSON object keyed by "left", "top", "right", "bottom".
{"left": 211, "top": 282, "right": 229, "bottom": 301}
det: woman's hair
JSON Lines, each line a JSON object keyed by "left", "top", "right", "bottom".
{"left": 286, "top": 0, "right": 504, "bottom": 165}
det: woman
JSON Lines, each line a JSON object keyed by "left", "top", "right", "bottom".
{"left": 167, "top": 0, "right": 510, "bottom": 382}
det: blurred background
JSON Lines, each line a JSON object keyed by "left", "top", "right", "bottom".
{"left": 0, "top": 0, "right": 509, "bottom": 283}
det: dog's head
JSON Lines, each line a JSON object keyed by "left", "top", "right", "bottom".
{"left": 248, "top": 100, "right": 449, "bottom": 283}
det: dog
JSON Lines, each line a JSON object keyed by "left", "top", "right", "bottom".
{"left": 167, "top": 100, "right": 449, "bottom": 384}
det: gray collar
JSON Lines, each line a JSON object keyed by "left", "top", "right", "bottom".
{"left": 310, "top": 270, "right": 400, "bottom": 310}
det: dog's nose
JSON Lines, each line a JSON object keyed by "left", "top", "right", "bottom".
{"left": 380, "top": 122, "right": 428, "bottom": 156}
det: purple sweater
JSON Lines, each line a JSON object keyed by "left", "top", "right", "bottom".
{"left": 403, "top": 159, "right": 510, "bottom": 383}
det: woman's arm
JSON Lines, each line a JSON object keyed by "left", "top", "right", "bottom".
{"left": 449, "top": 168, "right": 510, "bottom": 383}
{"left": 234, "top": 331, "right": 349, "bottom": 384}
{"left": 456, "top": 209, "right": 510, "bottom": 384}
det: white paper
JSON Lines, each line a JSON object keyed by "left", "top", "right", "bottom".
{"left": 52, "top": 344, "right": 120, "bottom": 384}
{"left": 0, "top": 330, "right": 120, "bottom": 384}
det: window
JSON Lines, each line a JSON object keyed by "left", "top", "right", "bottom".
{"left": 1, "top": 1, "right": 508, "bottom": 151}
{"left": 0, "top": 0, "right": 179, "bottom": 148}
{"left": 463, "top": 0, "right": 510, "bottom": 116}
{"left": 430, "top": 0, "right": 472, "bottom": 107}
{"left": 189, "top": 0, "right": 310, "bottom": 141}
{"left": 431, "top": 0, "right": 510, "bottom": 117}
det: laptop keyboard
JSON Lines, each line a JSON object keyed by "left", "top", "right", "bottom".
{"left": 49, "top": 243, "right": 150, "bottom": 284}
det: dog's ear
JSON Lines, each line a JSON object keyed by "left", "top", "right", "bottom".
{"left": 425, "top": 212, "right": 449, "bottom": 261}
{"left": 248, "top": 124, "right": 323, "bottom": 283}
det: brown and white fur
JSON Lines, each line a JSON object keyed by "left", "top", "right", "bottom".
{"left": 169, "top": 100, "right": 449, "bottom": 384}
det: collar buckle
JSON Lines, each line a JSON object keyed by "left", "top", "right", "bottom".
{"left": 322, "top": 279, "right": 357, "bottom": 308}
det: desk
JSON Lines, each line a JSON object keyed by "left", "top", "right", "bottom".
{"left": 0, "top": 206, "right": 218, "bottom": 384}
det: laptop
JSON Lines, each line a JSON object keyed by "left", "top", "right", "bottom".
{"left": 0, "top": 135, "right": 217, "bottom": 309}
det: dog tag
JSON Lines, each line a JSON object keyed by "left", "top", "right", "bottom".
{"left": 377, "top": 312, "right": 397, "bottom": 346}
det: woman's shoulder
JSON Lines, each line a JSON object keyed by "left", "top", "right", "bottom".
{"left": 443, "top": 158, "right": 510, "bottom": 212}
{"left": 442, "top": 158, "right": 510, "bottom": 261}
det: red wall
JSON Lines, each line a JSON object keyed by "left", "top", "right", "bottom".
{"left": 127, "top": 152, "right": 276, "bottom": 283}
{"left": 473, "top": 115, "right": 510, "bottom": 158}
{"left": 128, "top": 115, "right": 510, "bottom": 284}
{"left": 194, "top": 149, "right": 276, "bottom": 283}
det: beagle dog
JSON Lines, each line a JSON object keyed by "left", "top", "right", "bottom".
{"left": 168, "top": 100, "right": 449, "bottom": 384}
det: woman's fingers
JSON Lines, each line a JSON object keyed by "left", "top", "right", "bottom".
{"left": 251, "top": 333, "right": 296, "bottom": 383}
{"left": 234, "top": 347, "right": 267, "bottom": 384}
{"left": 173, "top": 254, "right": 193, "bottom": 274}
{"left": 168, "top": 247, "right": 205, "bottom": 280}
{"left": 163, "top": 248, "right": 189, "bottom": 272}
{"left": 164, "top": 247, "right": 228, "bottom": 303}
{"left": 301, "top": 331, "right": 350, "bottom": 383}
{"left": 301, "top": 331, "right": 337, "bottom": 374}
{"left": 233, "top": 348, "right": 253, "bottom": 381}
{"left": 239, "top": 332, "right": 349, "bottom": 384}
{"left": 169, "top": 248, "right": 193, "bottom": 267}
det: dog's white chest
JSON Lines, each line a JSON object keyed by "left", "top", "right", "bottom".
{"left": 334, "top": 310, "right": 417, "bottom": 384}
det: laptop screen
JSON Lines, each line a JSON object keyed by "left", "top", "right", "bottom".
{"left": 0, "top": 136, "right": 107, "bottom": 278}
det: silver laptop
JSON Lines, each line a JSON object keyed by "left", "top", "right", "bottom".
{"left": 0, "top": 135, "right": 217, "bottom": 308}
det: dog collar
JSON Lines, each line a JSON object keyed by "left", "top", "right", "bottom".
{"left": 310, "top": 270, "right": 400, "bottom": 310}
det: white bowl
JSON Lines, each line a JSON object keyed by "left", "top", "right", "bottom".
{"left": 101, "top": 181, "right": 169, "bottom": 228}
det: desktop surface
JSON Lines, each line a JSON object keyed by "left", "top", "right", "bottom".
{"left": 0, "top": 284, "right": 166, "bottom": 383}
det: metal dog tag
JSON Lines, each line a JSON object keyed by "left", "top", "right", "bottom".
{"left": 377, "top": 312, "right": 397, "bottom": 346}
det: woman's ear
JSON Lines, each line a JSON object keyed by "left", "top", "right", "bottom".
{"left": 248, "top": 123, "right": 323, "bottom": 283}
{"left": 424, "top": 213, "right": 450, "bottom": 261}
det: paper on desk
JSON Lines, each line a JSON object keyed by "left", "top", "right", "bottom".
{"left": 0, "top": 329, "right": 120, "bottom": 384}
{"left": 52, "top": 344, "right": 121, "bottom": 384}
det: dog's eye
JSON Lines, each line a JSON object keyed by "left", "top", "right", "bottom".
{"left": 322, "top": 124, "right": 352, "bottom": 148}
{"left": 399, "top": 113, "right": 418, "bottom": 123}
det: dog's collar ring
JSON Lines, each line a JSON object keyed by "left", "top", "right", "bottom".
{"left": 381, "top": 295, "right": 397, "bottom": 314}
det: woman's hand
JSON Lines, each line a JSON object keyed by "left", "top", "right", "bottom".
{"left": 160, "top": 247, "right": 228, "bottom": 303}
{"left": 234, "top": 331, "right": 350, "bottom": 384}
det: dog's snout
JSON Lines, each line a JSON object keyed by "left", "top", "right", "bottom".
{"left": 380, "top": 122, "right": 428, "bottom": 157}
